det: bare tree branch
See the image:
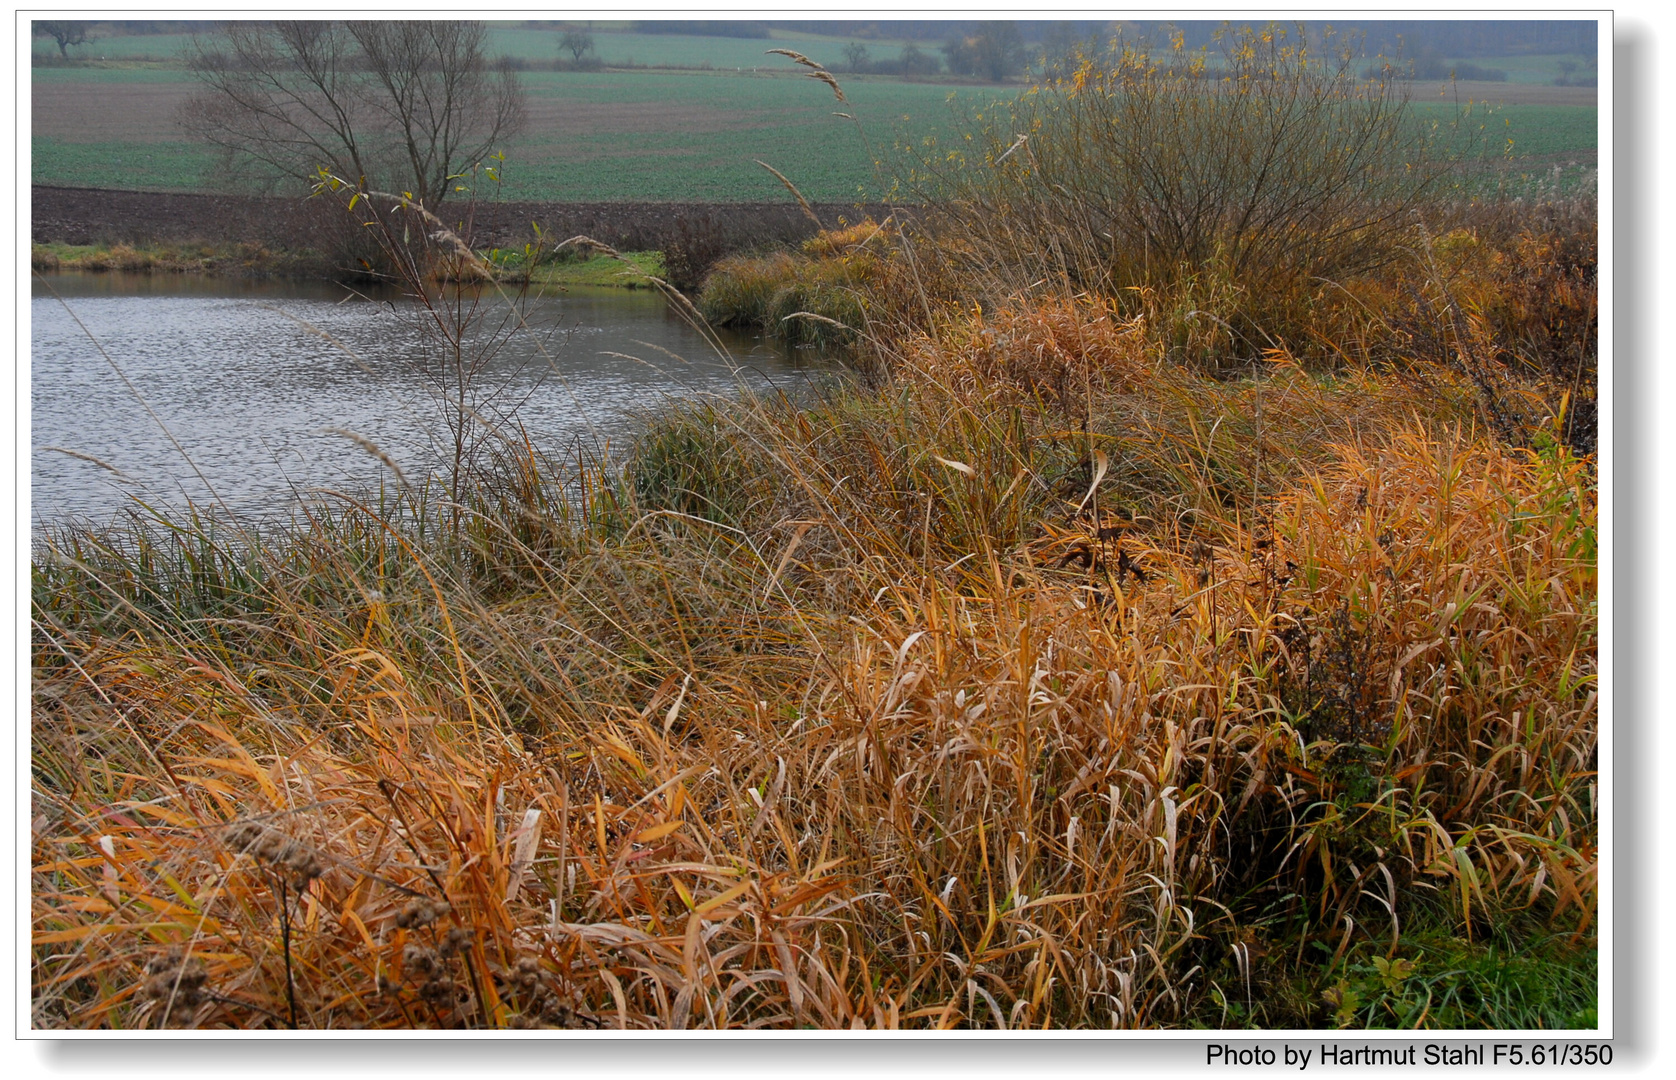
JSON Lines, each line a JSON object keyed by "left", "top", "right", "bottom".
{"left": 178, "top": 20, "right": 524, "bottom": 207}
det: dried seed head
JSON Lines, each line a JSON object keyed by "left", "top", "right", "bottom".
{"left": 143, "top": 946, "right": 184, "bottom": 977}
{"left": 402, "top": 944, "right": 440, "bottom": 978}
{"left": 438, "top": 926, "right": 471, "bottom": 958}
{"left": 419, "top": 976, "right": 455, "bottom": 1004}
{"left": 141, "top": 946, "right": 209, "bottom": 1007}
{"left": 395, "top": 897, "right": 444, "bottom": 929}
{"left": 541, "top": 998, "right": 576, "bottom": 1027}
{"left": 224, "top": 822, "right": 322, "bottom": 885}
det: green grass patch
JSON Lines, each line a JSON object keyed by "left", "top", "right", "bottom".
{"left": 1493, "top": 105, "right": 1598, "bottom": 158}
{"left": 492, "top": 248, "right": 666, "bottom": 288}
{"left": 1309, "top": 927, "right": 1598, "bottom": 1031}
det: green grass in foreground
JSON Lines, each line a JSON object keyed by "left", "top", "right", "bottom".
{"left": 1300, "top": 925, "right": 1597, "bottom": 1031}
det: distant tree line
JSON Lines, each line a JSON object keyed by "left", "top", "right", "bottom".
{"left": 837, "top": 42, "right": 942, "bottom": 77}
{"left": 1375, "top": 42, "right": 1509, "bottom": 81}
{"left": 44, "top": 17, "right": 1601, "bottom": 64}
{"left": 631, "top": 21, "right": 770, "bottom": 39}
{"left": 679, "top": 19, "right": 1596, "bottom": 61}
{"left": 941, "top": 23, "right": 1029, "bottom": 82}
{"left": 1083, "top": 19, "right": 1594, "bottom": 60}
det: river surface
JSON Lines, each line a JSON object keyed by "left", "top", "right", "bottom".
{"left": 31, "top": 272, "right": 823, "bottom": 531}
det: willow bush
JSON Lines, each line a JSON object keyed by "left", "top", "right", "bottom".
{"left": 917, "top": 24, "right": 1484, "bottom": 367}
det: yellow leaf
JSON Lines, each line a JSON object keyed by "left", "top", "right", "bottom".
{"left": 693, "top": 880, "right": 752, "bottom": 917}
{"left": 635, "top": 820, "right": 684, "bottom": 844}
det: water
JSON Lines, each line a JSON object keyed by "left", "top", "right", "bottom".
{"left": 31, "top": 272, "right": 823, "bottom": 531}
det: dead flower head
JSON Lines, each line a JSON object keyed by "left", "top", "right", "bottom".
{"left": 223, "top": 821, "right": 324, "bottom": 887}
{"left": 142, "top": 946, "right": 209, "bottom": 1008}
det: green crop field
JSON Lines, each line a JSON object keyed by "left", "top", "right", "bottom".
{"left": 32, "top": 138, "right": 214, "bottom": 192}
{"left": 32, "top": 67, "right": 1010, "bottom": 202}
{"left": 1481, "top": 104, "right": 1597, "bottom": 157}
{"left": 32, "top": 56, "right": 1596, "bottom": 203}
{"left": 32, "top": 66, "right": 194, "bottom": 85}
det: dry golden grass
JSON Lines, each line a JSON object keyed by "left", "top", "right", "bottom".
{"left": 32, "top": 285, "right": 1595, "bottom": 1028}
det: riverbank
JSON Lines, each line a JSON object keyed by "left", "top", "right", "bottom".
{"left": 31, "top": 238, "right": 669, "bottom": 289}
{"left": 31, "top": 184, "right": 889, "bottom": 279}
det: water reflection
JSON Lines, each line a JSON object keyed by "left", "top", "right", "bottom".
{"left": 32, "top": 272, "right": 820, "bottom": 530}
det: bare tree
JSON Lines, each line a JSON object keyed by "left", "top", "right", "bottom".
{"left": 35, "top": 20, "right": 93, "bottom": 59}
{"left": 558, "top": 30, "right": 594, "bottom": 63}
{"left": 179, "top": 20, "right": 524, "bottom": 207}
{"left": 942, "top": 22, "right": 1026, "bottom": 82}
